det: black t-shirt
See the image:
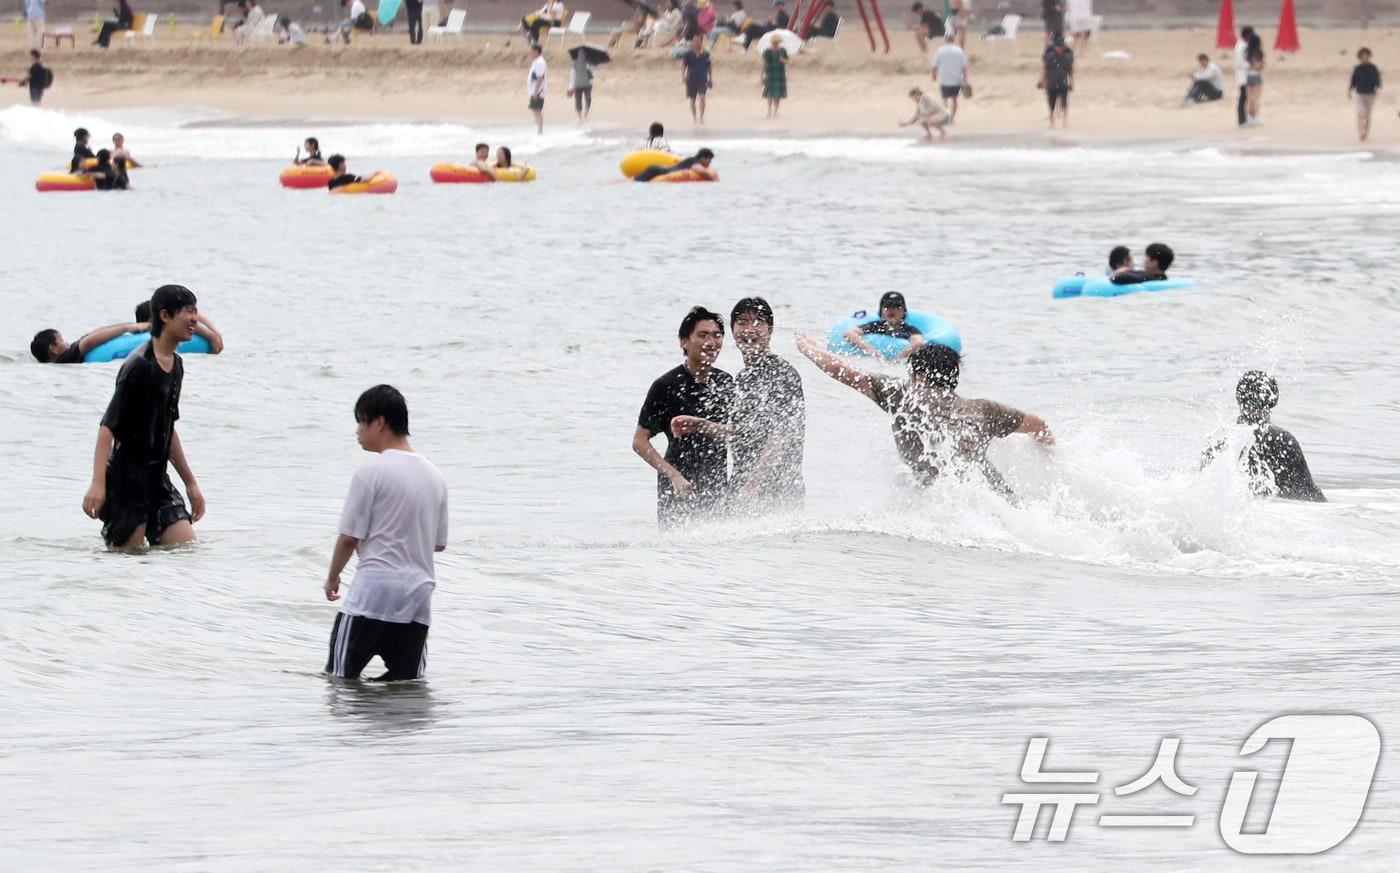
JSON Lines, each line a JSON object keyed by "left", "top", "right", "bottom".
{"left": 811, "top": 11, "right": 839, "bottom": 38}
{"left": 638, "top": 364, "right": 734, "bottom": 511}
{"left": 70, "top": 144, "right": 94, "bottom": 173}
{"left": 860, "top": 320, "right": 923, "bottom": 339}
{"left": 30, "top": 63, "right": 48, "bottom": 89}
{"left": 1043, "top": 47, "right": 1074, "bottom": 88}
{"left": 1247, "top": 424, "right": 1326, "bottom": 502}
{"left": 920, "top": 9, "right": 944, "bottom": 36}
{"left": 1351, "top": 63, "right": 1381, "bottom": 94}
{"left": 731, "top": 354, "right": 805, "bottom": 502}
{"left": 328, "top": 173, "right": 362, "bottom": 190}
{"left": 1110, "top": 268, "right": 1166, "bottom": 285}
{"left": 52, "top": 336, "right": 88, "bottom": 364}
{"left": 100, "top": 340, "right": 183, "bottom": 467}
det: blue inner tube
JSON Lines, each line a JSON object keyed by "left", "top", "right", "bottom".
{"left": 826, "top": 309, "right": 962, "bottom": 358}
{"left": 84, "top": 332, "right": 212, "bottom": 363}
{"left": 1054, "top": 274, "right": 1198, "bottom": 299}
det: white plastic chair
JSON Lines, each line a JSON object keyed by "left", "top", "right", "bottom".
{"left": 549, "top": 10, "right": 588, "bottom": 43}
{"left": 252, "top": 15, "right": 278, "bottom": 43}
{"left": 428, "top": 8, "right": 466, "bottom": 42}
{"left": 983, "top": 13, "right": 1019, "bottom": 43}
{"left": 1088, "top": 14, "right": 1103, "bottom": 41}
{"left": 124, "top": 13, "right": 158, "bottom": 43}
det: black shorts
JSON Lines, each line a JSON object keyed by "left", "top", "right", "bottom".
{"left": 1046, "top": 85, "right": 1069, "bottom": 109}
{"left": 528, "top": 96, "right": 545, "bottom": 110}
{"left": 326, "top": 612, "right": 429, "bottom": 681}
{"left": 686, "top": 82, "right": 708, "bottom": 99}
{"left": 940, "top": 84, "right": 961, "bottom": 99}
{"left": 100, "top": 461, "right": 191, "bottom": 547}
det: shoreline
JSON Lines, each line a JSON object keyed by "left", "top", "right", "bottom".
{"left": 3, "top": 27, "right": 1398, "bottom": 153}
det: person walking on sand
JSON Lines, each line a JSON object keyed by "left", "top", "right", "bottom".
{"left": 24, "top": 0, "right": 44, "bottom": 51}
{"left": 1232, "top": 25, "right": 1255, "bottom": 127}
{"left": 1348, "top": 48, "right": 1382, "bottom": 142}
{"left": 1038, "top": 35, "right": 1073, "bottom": 128}
{"left": 681, "top": 33, "right": 714, "bottom": 124}
{"left": 323, "top": 385, "right": 449, "bottom": 681}
{"left": 901, "top": 86, "right": 949, "bottom": 141}
{"left": 931, "top": 31, "right": 968, "bottom": 122}
{"left": 527, "top": 43, "right": 548, "bottom": 133}
{"left": 761, "top": 32, "right": 787, "bottom": 118}
{"left": 568, "top": 48, "right": 594, "bottom": 122}
{"left": 14, "top": 50, "right": 52, "bottom": 106}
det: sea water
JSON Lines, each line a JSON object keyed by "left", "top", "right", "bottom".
{"left": 3, "top": 104, "right": 1399, "bottom": 870}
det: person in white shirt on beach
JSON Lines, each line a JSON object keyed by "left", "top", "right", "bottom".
{"left": 527, "top": 43, "right": 548, "bottom": 133}
{"left": 930, "top": 32, "right": 968, "bottom": 121}
{"left": 1233, "top": 25, "right": 1255, "bottom": 126}
{"left": 324, "top": 385, "right": 449, "bottom": 682}
{"left": 1182, "top": 53, "right": 1224, "bottom": 105}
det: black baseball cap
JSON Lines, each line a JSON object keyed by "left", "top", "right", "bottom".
{"left": 731, "top": 296, "right": 774, "bottom": 327}
{"left": 880, "top": 291, "right": 907, "bottom": 310}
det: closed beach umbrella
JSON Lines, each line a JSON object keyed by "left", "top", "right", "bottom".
{"left": 759, "top": 28, "right": 803, "bottom": 56}
{"left": 568, "top": 43, "right": 612, "bottom": 65}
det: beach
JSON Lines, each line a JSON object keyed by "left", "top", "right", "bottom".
{"left": 2, "top": 26, "right": 1398, "bottom": 150}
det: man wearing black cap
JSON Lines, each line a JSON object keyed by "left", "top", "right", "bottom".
{"left": 842, "top": 292, "right": 927, "bottom": 359}
{"left": 795, "top": 333, "right": 1054, "bottom": 500}
{"left": 1201, "top": 371, "right": 1325, "bottom": 502}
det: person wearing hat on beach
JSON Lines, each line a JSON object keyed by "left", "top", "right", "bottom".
{"left": 761, "top": 32, "right": 788, "bottom": 117}
{"left": 795, "top": 333, "right": 1054, "bottom": 501}
{"left": 633, "top": 147, "right": 718, "bottom": 181}
{"left": 900, "top": 86, "right": 949, "bottom": 141}
{"left": 1038, "top": 35, "right": 1073, "bottom": 128}
{"left": 1201, "top": 371, "right": 1325, "bottom": 502}
{"left": 842, "top": 292, "right": 928, "bottom": 358}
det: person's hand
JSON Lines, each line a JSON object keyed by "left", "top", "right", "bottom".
{"left": 187, "top": 483, "right": 206, "bottom": 522}
{"left": 82, "top": 480, "right": 105, "bottom": 519}
{"left": 667, "top": 471, "right": 694, "bottom": 497}
{"left": 794, "top": 331, "right": 820, "bottom": 356}
{"left": 324, "top": 573, "right": 341, "bottom": 601}
{"left": 670, "top": 415, "right": 709, "bottom": 437}
{"left": 133, "top": 321, "right": 150, "bottom": 332}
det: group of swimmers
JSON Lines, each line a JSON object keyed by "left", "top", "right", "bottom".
{"left": 67, "top": 127, "right": 139, "bottom": 190}
{"left": 292, "top": 135, "right": 527, "bottom": 188}
{"left": 634, "top": 293, "right": 1324, "bottom": 526}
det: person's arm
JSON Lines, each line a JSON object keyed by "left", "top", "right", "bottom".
{"left": 1016, "top": 412, "right": 1055, "bottom": 448}
{"left": 841, "top": 325, "right": 882, "bottom": 357}
{"left": 632, "top": 424, "right": 693, "bottom": 496}
{"left": 168, "top": 429, "right": 205, "bottom": 521}
{"left": 670, "top": 415, "right": 732, "bottom": 439}
{"left": 76, "top": 321, "right": 147, "bottom": 355}
{"left": 324, "top": 533, "right": 359, "bottom": 600}
{"left": 796, "top": 331, "right": 877, "bottom": 399}
{"left": 193, "top": 315, "right": 224, "bottom": 354}
{"left": 82, "top": 426, "right": 115, "bottom": 518}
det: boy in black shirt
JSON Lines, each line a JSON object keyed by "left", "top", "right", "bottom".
{"left": 1348, "top": 48, "right": 1382, "bottom": 142}
{"left": 82, "top": 285, "right": 206, "bottom": 549}
{"left": 326, "top": 154, "right": 361, "bottom": 190}
{"left": 70, "top": 127, "right": 94, "bottom": 173}
{"left": 14, "top": 50, "right": 52, "bottom": 105}
{"left": 633, "top": 306, "right": 735, "bottom": 525}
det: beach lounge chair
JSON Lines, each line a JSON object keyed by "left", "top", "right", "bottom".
{"left": 192, "top": 15, "right": 226, "bottom": 42}
{"left": 982, "top": 13, "right": 1019, "bottom": 47}
{"left": 428, "top": 8, "right": 466, "bottom": 42}
{"left": 123, "top": 13, "right": 157, "bottom": 44}
{"left": 549, "top": 10, "right": 588, "bottom": 43}
{"left": 251, "top": 14, "right": 278, "bottom": 43}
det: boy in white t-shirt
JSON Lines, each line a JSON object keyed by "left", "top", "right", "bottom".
{"left": 325, "top": 385, "right": 449, "bottom": 681}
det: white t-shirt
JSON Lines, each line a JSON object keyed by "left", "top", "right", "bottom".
{"left": 1195, "top": 61, "right": 1224, "bottom": 91}
{"left": 931, "top": 43, "right": 967, "bottom": 87}
{"left": 528, "top": 55, "right": 548, "bottom": 97}
{"left": 1233, "top": 37, "right": 1248, "bottom": 86}
{"left": 338, "top": 449, "right": 449, "bottom": 625}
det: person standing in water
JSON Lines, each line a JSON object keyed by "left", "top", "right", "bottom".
{"left": 727, "top": 297, "right": 805, "bottom": 512}
{"left": 324, "top": 385, "right": 449, "bottom": 681}
{"left": 795, "top": 334, "right": 1054, "bottom": 500}
{"left": 69, "top": 127, "right": 94, "bottom": 173}
{"left": 1202, "top": 371, "right": 1325, "bottom": 502}
{"left": 82, "top": 285, "right": 206, "bottom": 549}
{"left": 633, "top": 306, "right": 735, "bottom": 525}
{"left": 527, "top": 43, "right": 548, "bottom": 134}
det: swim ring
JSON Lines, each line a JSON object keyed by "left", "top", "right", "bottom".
{"left": 620, "top": 149, "right": 681, "bottom": 178}
{"left": 826, "top": 309, "right": 962, "bottom": 358}
{"left": 80, "top": 157, "right": 140, "bottom": 170}
{"left": 651, "top": 168, "right": 715, "bottom": 183}
{"left": 330, "top": 171, "right": 398, "bottom": 195}
{"left": 1053, "top": 274, "right": 1198, "bottom": 299}
{"left": 35, "top": 173, "right": 95, "bottom": 192}
{"left": 429, "top": 163, "right": 537, "bottom": 183}
{"left": 279, "top": 165, "right": 335, "bottom": 189}
{"left": 84, "top": 332, "right": 213, "bottom": 364}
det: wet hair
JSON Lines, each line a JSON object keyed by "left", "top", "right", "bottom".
{"left": 149, "top": 284, "right": 198, "bottom": 338}
{"left": 355, "top": 384, "right": 410, "bottom": 436}
{"left": 908, "top": 343, "right": 960, "bottom": 390}
{"left": 328, "top": 153, "right": 346, "bottom": 171}
{"left": 475, "top": 142, "right": 489, "bottom": 153}
{"left": 731, "top": 296, "right": 774, "bottom": 328}
{"left": 678, "top": 305, "right": 725, "bottom": 340}
{"left": 1145, "top": 242, "right": 1174, "bottom": 271}
{"left": 649, "top": 122, "right": 665, "bottom": 138}
{"left": 696, "top": 147, "right": 715, "bottom": 159}
{"left": 305, "top": 136, "right": 320, "bottom": 150}
{"left": 497, "top": 146, "right": 513, "bottom": 167}
{"left": 1109, "top": 245, "right": 1132, "bottom": 270}
{"left": 30, "top": 329, "right": 60, "bottom": 363}
{"left": 1236, "top": 370, "right": 1279, "bottom": 417}
{"left": 134, "top": 300, "right": 151, "bottom": 322}
{"left": 74, "top": 127, "right": 89, "bottom": 140}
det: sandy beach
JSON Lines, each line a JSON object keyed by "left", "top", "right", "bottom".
{"left": 2, "top": 25, "right": 1397, "bottom": 150}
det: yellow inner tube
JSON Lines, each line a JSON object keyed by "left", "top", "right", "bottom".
{"left": 620, "top": 150, "right": 682, "bottom": 178}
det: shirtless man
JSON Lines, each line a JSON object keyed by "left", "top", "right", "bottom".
{"left": 469, "top": 142, "right": 498, "bottom": 180}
